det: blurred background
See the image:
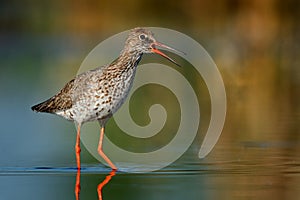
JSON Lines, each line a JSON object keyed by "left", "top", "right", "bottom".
{"left": 0, "top": 0, "right": 299, "bottom": 199}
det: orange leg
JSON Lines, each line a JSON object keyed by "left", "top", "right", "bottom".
{"left": 98, "top": 126, "right": 117, "bottom": 170}
{"left": 97, "top": 169, "right": 116, "bottom": 200}
{"left": 75, "top": 124, "right": 81, "bottom": 200}
{"left": 75, "top": 124, "right": 81, "bottom": 169}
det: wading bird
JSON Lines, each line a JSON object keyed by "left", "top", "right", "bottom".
{"left": 31, "top": 27, "right": 181, "bottom": 171}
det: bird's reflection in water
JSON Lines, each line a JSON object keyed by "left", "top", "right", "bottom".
{"left": 75, "top": 168, "right": 80, "bottom": 200}
{"left": 97, "top": 170, "right": 116, "bottom": 200}
{"left": 75, "top": 168, "right": 116, "bottom": 200}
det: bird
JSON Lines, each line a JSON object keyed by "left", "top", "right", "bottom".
{"left": 31, "top": 27, "right": 182, "bottom": 171}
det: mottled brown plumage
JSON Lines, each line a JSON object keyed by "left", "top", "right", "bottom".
{"left": 32, "top": 79, "right": 74, "bottom": 113}
{"left": 31, "top": 27, "right": 181, "bottom": 171}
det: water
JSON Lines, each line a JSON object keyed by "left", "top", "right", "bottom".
{"left": 0, "top": 141, "right": 299, "bottom": 200}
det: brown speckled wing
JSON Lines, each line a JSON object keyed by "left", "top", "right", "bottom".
{"left": 31, "top": 79, "right": 75, "bottom": 113}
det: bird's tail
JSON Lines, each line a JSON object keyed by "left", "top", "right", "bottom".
{"left": 31, "top": 98, "right": 55, "bottom": 113}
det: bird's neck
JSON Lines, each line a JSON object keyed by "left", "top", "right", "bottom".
{"left": 109, "top": 50, "right": 143, "bottom": 73}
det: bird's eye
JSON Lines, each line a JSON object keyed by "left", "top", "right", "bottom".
{"left": 139, "top": 34, "right": 146, "bottom": 40}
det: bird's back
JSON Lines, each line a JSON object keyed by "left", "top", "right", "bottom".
{"left": 31, "top": 66, "right": 105, "bottom": 114}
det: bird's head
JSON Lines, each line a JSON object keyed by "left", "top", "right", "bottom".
{"left": 124, "top": 27, "right": 183, "bottom": 66}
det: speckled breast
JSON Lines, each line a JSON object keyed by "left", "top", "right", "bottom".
{"left": 65, "top": 66, "right": 137, "bottom": 124}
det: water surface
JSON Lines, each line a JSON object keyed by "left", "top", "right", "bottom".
{"left": 1, "top": 141, "right": 299, "bottom": 200}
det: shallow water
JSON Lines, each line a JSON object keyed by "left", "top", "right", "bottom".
{"left": 1, "top": 141, "right": 299, "bottom": 200}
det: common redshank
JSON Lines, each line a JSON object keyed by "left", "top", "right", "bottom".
{"left": 31, "top": 27, "right": 181, "bottom": 171}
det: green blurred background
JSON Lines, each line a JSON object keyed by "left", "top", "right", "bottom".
{"left": 0, "top": 0, "right": 299, "bottom": 199}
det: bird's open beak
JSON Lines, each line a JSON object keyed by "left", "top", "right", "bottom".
{"left": 151, "top": 42, "right": 184, "bottom": 67}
